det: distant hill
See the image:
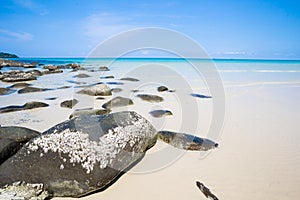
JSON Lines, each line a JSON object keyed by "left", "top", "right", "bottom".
{"left": 0, "top": 52, "right": 19, "bottom": 58}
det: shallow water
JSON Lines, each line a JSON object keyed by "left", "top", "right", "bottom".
{"left": 1, "top": 58, "right": 300, "bottom": 199}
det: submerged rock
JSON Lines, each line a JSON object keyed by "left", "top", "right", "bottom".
{"left": 102, "top": 96, "right": 134, "bottom": 109}
{"left": 60, "top": 99, "right": 79, "bottom": 109}
{"left": 69, "top": 108, "right": 111, "bottom": 119}
{"left": 120, "top": 77, "right": 139, "bottom": 82}
{"left": 0, "top": 88, "right": 14, "bottom": 95}
{"left": 9, "top": 82, "right": 32, "bottom": 89}
{"left": 101, "top": 75, "right": 114, "bottom": 79}
{"left": 110, "top": 88, "right": 122, "bottom": 93}
{"left": 73, "top": 73, "right": 91, "bottom": 78}
{"left": 0, "top": 101, "right": 49, "bottom": 114}
{"left": 77, "top": 84, "right": 112, "bottom": 96}
{"left": 18, "top": 86, "right": 51, "bottom": 94}
{"left": 136, "top": 94, "right": 164, "bottom": 103}
{"left": 191, "top": 93, "right": 212, "bottom": 99}
{"left": 149, "top": 110, "right": 173, "bottom": 118}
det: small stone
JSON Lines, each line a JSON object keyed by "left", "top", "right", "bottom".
{"left": 102, "top": 96, "right": 134, "bottom": 109}
{"left": 136, "top": 94, "right": 164, "bottom": 103}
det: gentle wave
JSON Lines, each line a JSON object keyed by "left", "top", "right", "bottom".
{"left": 224, "top": 81, "right": 300, "bottom": 88}
{"left": 219, "top": 70, "right": 300, "bottom": 73}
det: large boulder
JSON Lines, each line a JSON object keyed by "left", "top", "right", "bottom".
{"left": 0, "top": 111, "right": 157, "bottom": 197}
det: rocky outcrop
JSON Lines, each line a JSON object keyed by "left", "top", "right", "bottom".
{"left": 149, "top": 110, "right": 173, "bottom": 118}
{"left": 60, "top": 99, "right": 79, "bottom": 109}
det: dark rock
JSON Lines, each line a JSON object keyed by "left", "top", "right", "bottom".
{"left": 8, "top": 82, "right": 32, "bottom": 89}
{"left": 96, "top": 97, "right": 105, "bottom": 100}
{"left": 120, "top": 77, "right": 139, "bottom": 82}
{"left": 57, "top": 86, "right": 72, "bottom": 90}
{"left": 131, "top": 89, "right": 143, "bottom": 93}
{"left": 110, "top": 88, "right": 122, "bottom": 93}
{"left": 0, "top": 111, "right": 157, "bottom": 197}
{"left": 60, "top": 99, "right": 79, "bottom": 109}
{"left": 102, "top": 96, "right": 134, "bottom": 109}
{"left": 0, "top": 126, "right": 40, "bottom": 164}
{"left": 69, "top": 108, "right": 111, "bottom": 119}
{"left": 0, "top": 88, "right": 15, "bottom": 95}
{"left": 196, "top": 181, "right": 219, "bottom": 200}
{"left": 191, "top": 93, "right": 212, "bottom": 99}
{"left": 136, "top": 94, "right": 164, "bottom": 103}
{"left": 77, "top": 84, "right": 112, "bottom": 96}
{"left": 73, "top": 73, "right": 91, "bottom": 78}
{"left": 99, "top": 66, "right": 109, "bottom": 71}
{"left": 45, "top": 97, "right": 57, "bottom": 100}
{"left": 157, "top": 86, "right": 168, "bottom": 92}
{"left": 101, "top": 75, "right": 114, "bottom": 79}
{"left": 0, "top": 101, "right": 49, "bottom": 114}
{"left": 105, "top": 81, "right": 124, "bottom": 85}
{"left": 18, "top": 86, "right": 51, "bottom": 94}
{"left": 149, "top": 110, "right": 173, "bottom": 118}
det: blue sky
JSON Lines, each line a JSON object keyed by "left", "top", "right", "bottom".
{"left": 0, "top": 0, "right": 299, "bottom": 59}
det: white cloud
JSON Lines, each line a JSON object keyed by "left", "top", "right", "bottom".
{"left": 0, "top": 29, "right": 33, "bottom": 40}
{"left": 82, "top": 13, "right": 135, "bottom": 42}
{"left": 13, "top": 0, "right": 49, "bottom": 15}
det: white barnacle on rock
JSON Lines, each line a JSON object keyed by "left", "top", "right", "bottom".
{"left": 26, "top": 116, "right": 154, "bottom": 173}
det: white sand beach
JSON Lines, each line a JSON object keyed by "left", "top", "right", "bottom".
{"left": 1, "top": 59, "right": 300, "bottom": 200}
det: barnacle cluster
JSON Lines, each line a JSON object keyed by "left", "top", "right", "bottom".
{"left": 27, "top": 116, "right": 155, "bottom": 174}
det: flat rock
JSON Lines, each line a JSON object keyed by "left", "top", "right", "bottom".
{"left": 77, "top": 84, "right": 112, "bottom": 96}
{"left": 9, "top": 82, "right": 32, "bottom": 89}
{"left": 102, "top": 96, "right": 134, "bottom": 109}
{"left": 101, "top": 75, "right": 114, "bottom": 79}
{"left": 0, "top": 88, "right": 14, "bottom": 95}
{"left": 0, "top": 111, "right": 157, "bottom": 197}
{"left": 111, "top": 88, "right": 122, "bottom": 93}
{"left": 60, "top": 99, "right": 79, "bottom": 109}
{"left": 73, "top": 73, "right": 91, "bottom": 78}
{"left": 69, "top": 109, "right": 111, "bottom": 119}
{"left": 149, "top": 110, "right": 173, "bottom": 118}
{"left": 136, "top": 94, "right": 164, "bottom": 103}
{"left": 191, "top": 93, "right": 212, "bottom": 99}
{"left": 0, "top": 101, "right": 49, "bottom": 114}
{"left": 18, "top": 86, "right": 51, "bottom": 94}
{"left": 120, "top": 77, "right": 139, "bottom": 82}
